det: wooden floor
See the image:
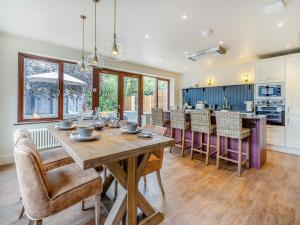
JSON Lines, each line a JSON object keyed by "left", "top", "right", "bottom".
{"left": 0, "top": 148, "right": 299, "bottom": 225}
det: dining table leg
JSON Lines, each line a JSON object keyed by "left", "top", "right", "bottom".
{"left": 103, "top": 152, "right": 164, "bottom": 225}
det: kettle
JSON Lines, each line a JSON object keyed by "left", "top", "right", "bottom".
{"left": 244, "top": 101, "right": 254, "bottom": 112}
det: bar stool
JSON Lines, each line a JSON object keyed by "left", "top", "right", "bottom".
{"left": 169, "top": 109, "right": 191, "bottom": 157}
{"left": 215, "top": 111, "right": 250, "bottom": 176}
{"left": 190, "top": 109, "right": 216, "bottom": 165}
{"left": 151, "top": 108, "right": 170, "bottom": 127}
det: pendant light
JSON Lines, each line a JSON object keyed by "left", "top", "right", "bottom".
{"left": 87, "top": 0, "right": 104, "bottom": 67}
{"left": 79, "top": 15, "right": 88, "bottom": 72}
{"left": 104, "top": 0, "right": 125, "bottom": 61}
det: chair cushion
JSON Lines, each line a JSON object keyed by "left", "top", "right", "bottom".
{"left": 40, "top": 148, "right": 74, "bottom": 172}
{"left": 47, "top": 163, "right": 102, "bottom": 214}
{"left": 241, "top": 128, "right": 251, "bottom": 139}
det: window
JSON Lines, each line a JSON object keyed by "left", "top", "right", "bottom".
{"left": 18, "top": 53, "right": 170, "bottom": 123}
{"left": 158, "top": 79, "right": 169, "bottom": 111}
{"left": 143, "top": 76, "right": 157, "bottom": 113}
{"left": 18, "top": 53, "right": 92, "bottom": 122}
{"left": 63, "top": 63, "right": 92, "bottom": 118}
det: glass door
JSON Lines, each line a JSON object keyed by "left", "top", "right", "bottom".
{"left": 99, "top": 73, "right": 119, "bottom": 117}
{"left": 123, "top": 75, "right": 139, "bottom": 123}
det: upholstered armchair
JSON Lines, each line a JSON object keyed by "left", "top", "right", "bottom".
{"left": 14, "top": 134, "right": 102, "bottom": 225}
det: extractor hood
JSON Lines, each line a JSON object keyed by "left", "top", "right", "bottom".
{"left": 187, "top": 46, "right": 227, "bottom": 61}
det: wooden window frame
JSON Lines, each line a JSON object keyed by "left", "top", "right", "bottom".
{"left": 18, "top": 53, "right": 75, "bottom": 123}
{"left": 18, "top": 53, "right": 170, "bottom": 124}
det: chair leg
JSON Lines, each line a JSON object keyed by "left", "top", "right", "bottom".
{"left": 246, "top": 136, "right": 250, "bottom": 169}
{"left": 180, "top": 129, "right": 185, "bottom": 157}
{"left": 238, "top": 139, "right": 242, "bottom": 177}
{"left": 95, "top": 193, "right": 101, "bottom": 225}
{"left": 143, "top": 176, "right": 147, "bottom": 186}
{"left": 169, "top": 128, "right": 173, "bottom": 153}
{"left": 28, "top": 220, "right": 34, "bottom": 225}
{"left": 156, "top": 170, "right": 165, "bottom": 196}
{"left": 103, "top": 168, "right": 107, "bottom": 179}
{"left": 216, "top": 136, "right": 220, "bottom": 169}
{"left": 190, "top": 131, "right": 194, "bottom": 159}
{"left": 206, "top": 134, "right": 210, "bottom": 165}
{"left": 36, "top": 220, "right": 42, "bottom": 225}
{"left": 18, "top": 206, "right": 25, "bottom": 219}
{"left": 114, "top": 180, "right": 118, "bottom": 199}
{"left": 224, "top": 137, "right": 228, "bottom": 156}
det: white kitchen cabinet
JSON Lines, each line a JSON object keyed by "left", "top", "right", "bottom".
{"left": 266, "top": 125, "right": 285, "bottom": 146}
{"left": 285, "top": 54, "right": 300, "bottom": 149}
{"left": 255, "top": 57, "right": 285, "bottom": 82}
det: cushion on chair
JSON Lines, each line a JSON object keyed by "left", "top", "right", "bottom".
{"left": 14, "top": 128, "right": 31, "bottom": 144}
{"left": 241, "top": 128, "right": 251, "bottom": 139}
{"left": 47, "top": 163, "right": 102, "bottom": 214}
{"left": 40, "top": 147, "right": 74, "bottom": 172}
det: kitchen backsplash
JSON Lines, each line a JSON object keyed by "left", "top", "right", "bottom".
{"left": 182, "top": 84, "right": 254, "bottom": 111}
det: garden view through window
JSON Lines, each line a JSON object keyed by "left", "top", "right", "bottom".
{"left": 19, "top": 53, "right": 170, "bottom": 123}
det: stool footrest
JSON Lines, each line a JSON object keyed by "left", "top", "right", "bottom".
{"left": 227, "top": 149, "right": 247, "bottom": 156}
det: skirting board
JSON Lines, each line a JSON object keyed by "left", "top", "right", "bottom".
{"left": 0, "top": 154, "right": 14, "bottom": 165}
{"left": 267, "top": 144, "right": 300, "bottom": 156}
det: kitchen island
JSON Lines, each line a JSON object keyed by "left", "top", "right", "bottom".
{"left": 163, "top": 111, "right": 267, "bottom": 169}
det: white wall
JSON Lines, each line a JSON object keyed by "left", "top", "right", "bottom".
{"left": 179, "top": 61, "right": 255, "bottom": 104}
{"left": 0, "top": 32, "right": 180, "bottom": 165}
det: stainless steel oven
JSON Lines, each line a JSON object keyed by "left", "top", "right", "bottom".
{"left": 255, "top": 99, "right": 285, "bottom": 126}
{"left": 255, "top": 82, "right": 284, "bottom": 99}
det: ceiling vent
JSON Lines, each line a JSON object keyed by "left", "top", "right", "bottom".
{"left": 264, "top": 0, "right": 285, "bottom": 14}
{"left": 187, "top": 46, "right": 227, "bottom": 61}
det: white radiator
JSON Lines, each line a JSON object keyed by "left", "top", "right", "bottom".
{"left": 28, "top": 128, "right": 61, "bottom": 150}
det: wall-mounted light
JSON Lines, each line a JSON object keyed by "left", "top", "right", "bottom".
{"left": 208, "top": 78, "right": 212, "bottom": 86}
{"left": 244, "top": 74, "right": 249, "bottom": 83}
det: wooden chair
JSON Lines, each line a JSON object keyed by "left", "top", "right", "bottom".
{"left": 215, "top": 111, "right": 250, "bottom": 176}
{"left": 13, "top": 133, "right": 102, "bottom": 225}
{"left": 151, "top": 108, "right": 170, "bottom": 127}
{"left": 169, "top": 109, "right": 191, "bottom": 157}
{"left": 142, "top": 124, "right": 167, "bottom": 196}
{"left": 14, "top": 128, "right": 74, "bottom": 219}
{"left": 190, "top": 110, "right": 216, "bottom": 165}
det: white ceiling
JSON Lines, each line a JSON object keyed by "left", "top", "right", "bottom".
{"left": 0, "top": 0, "right": 300, "bottom": 74}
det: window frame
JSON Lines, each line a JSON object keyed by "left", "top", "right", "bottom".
{"left": 18, "top": 53, "right": 74, "bottom": 123}
{"left": 18, "top": 53, "right": 171, "bottom": 123}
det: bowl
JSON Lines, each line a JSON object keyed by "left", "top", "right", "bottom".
{"left": 126, "top": 122, "right": 138, "bottom": 131}
{"left": 77, "top": 126, "right": 95, "bottom": 137}
{"left": 60, "top": 120, "right": 73, "bottom": 128}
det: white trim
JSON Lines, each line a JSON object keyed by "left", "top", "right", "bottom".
{"left": 267, "top": 144, "right": 300, "bottom": 156}
{"left": 0, "top": 154, "right": 14, "bottom": 165}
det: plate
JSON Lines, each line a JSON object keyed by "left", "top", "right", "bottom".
{"left": 110, "top": 124, "right": 120, "bottom": 128}
{"left": 70, "top": 132, "right": 101, "bottom": 141}
{"left": 55, "top": 125, "right": 77, "bottom": 130}
{"left": 82, "top": 116, "right": 94, "bottom": 120}
{"left": 137, "top": 132, "right": 153, "bottom": 138}
{"left": 120, "top": 127, "right": 143, "bottom": 134}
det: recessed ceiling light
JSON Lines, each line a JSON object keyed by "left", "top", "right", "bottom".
{"left": 184, "top": 66, "right": 187, "bottom": 69}
{"left": 219, "top": 40, "right": 224, "bottom": 45}
{"left": 145, "top": 34, "right": 150, "bottom": 39}
{"left": 264, "top": 0, "right": 285, "bottom": 14}
{"left": 286, "top": 44, "right": 291, "bottom": 48}
{"left": 239, "top": 55, "right": 243, "bottom": 58}
{"left": 207, "top": 60, "right": 212, "bottom": 65}
{"left": 182, "top": 14, "right": 187, "bottom": 20}
{"left": 277, "top": 22, "right": 284, "bottom": 27}
{"left": 159, "top": 59, "right": 163, "bottom": 62}
{"left": 184, "top": 51, "right": 188, "bottom": 55}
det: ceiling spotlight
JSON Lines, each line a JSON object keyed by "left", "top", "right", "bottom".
{"left": 264, "top": 0, "right": 285, "bottom": 14}
{"left": 145, "top": 34, "right": 150, "bottom": 39}
{"left": 184, "top": 66, "right": 187, "bottom": 69}
{"left": 219, "top": 40, "right": 224, "bottom": 45}
{"left": 239, "top": 55, "right": 243, "bottom": 58}
{"left": 184, "top": 51, "right": 188, "bottom": 55}
{"left": 207, "top": 60, "right": 212, "bottom": 65}
{"left": 277, "top": 22, "right": 284, "bottom": 27}
{"left": 159, "top": 58, "right": 163, "bottom": 62}
{"left": 286, "top": 44, "right": 291, "bottom": 48}
{"left": 182, "top": 14, "right": 187, "bottom": 20}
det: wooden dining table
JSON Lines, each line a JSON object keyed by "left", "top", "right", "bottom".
{"left": 50, "top": 124, "right": 175, "bottom": 225}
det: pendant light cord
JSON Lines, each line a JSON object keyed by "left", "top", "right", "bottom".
{"left": 94, "top": 0, "right": 97, "bottom": 52}
{"left": 82, "top": 16, "right": 85, "bottom": 59}
{"left": 114, "top": 0, "right": 116, "bottom": 36}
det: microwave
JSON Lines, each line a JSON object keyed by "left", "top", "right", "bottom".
{"left": 256, "top": 83, "right": 284, "bottom": 99}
